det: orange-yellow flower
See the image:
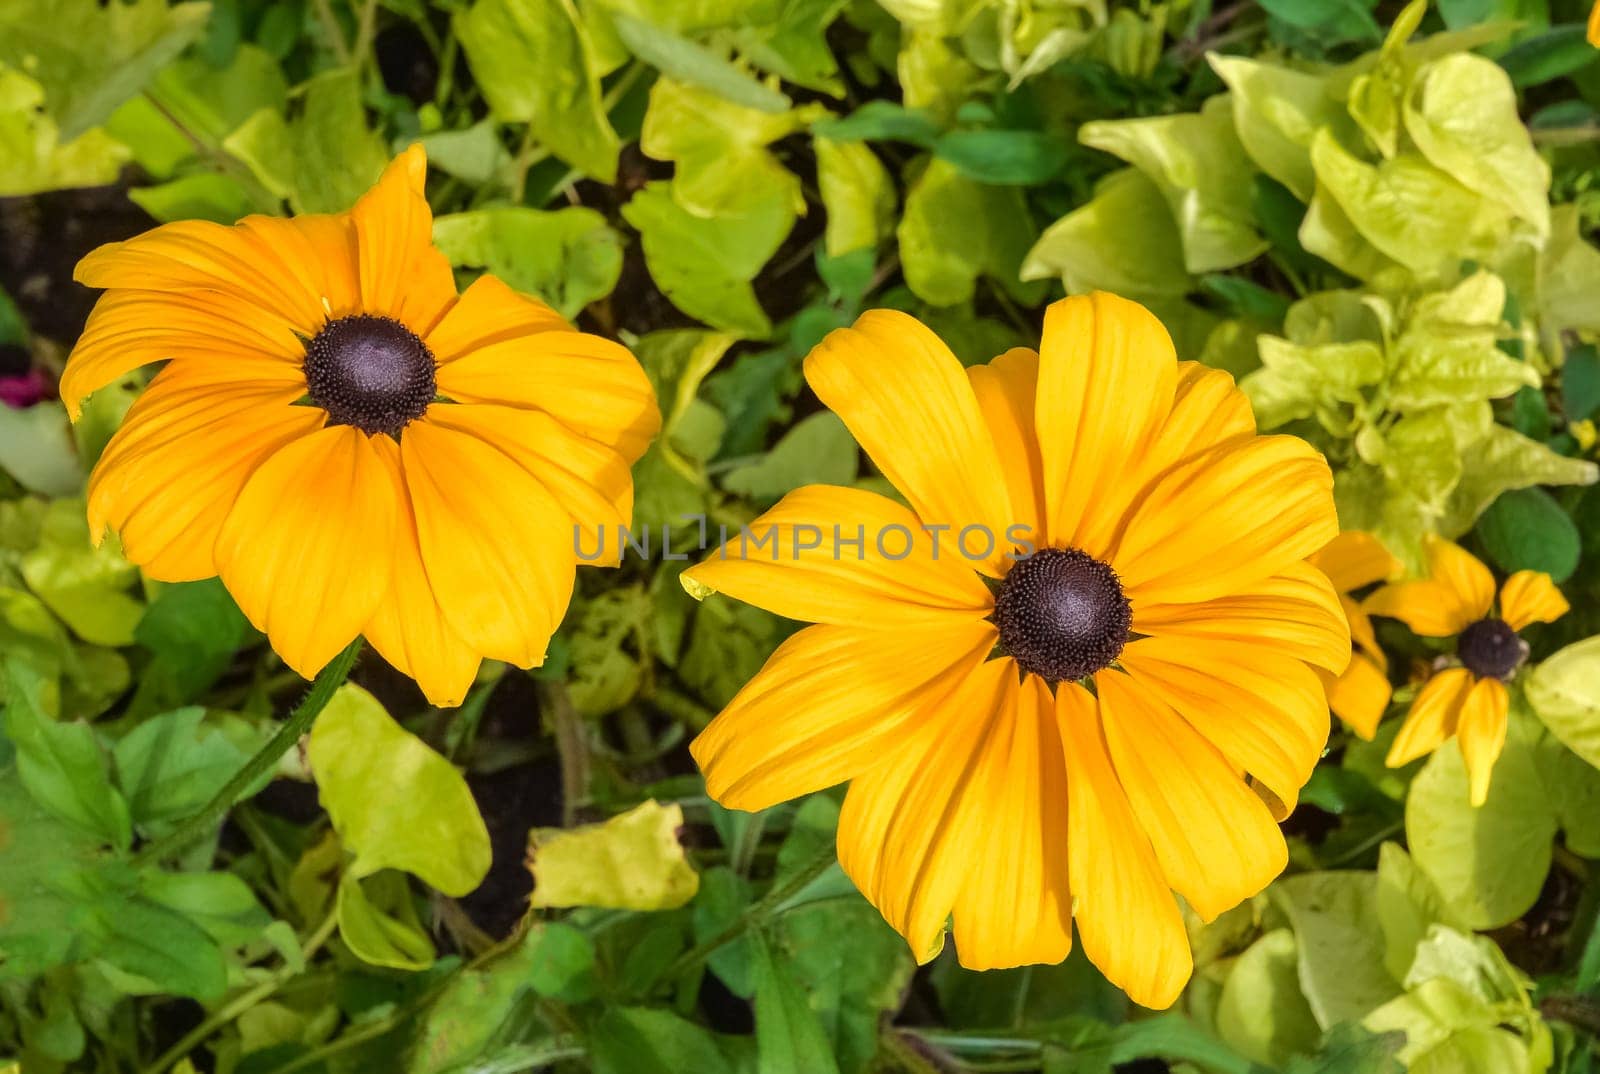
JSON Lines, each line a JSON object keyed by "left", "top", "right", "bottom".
{"left": 1365, "top": 537, "right": 1568, "bottom": 806}
{"left": 1308, "top": 531, "right": 1400, "bottom": 739}
{"left": 682, "top": 293, "right": 1346, "bottom": 1009}
{"left": 63, "top": 147, "right": 660, "bottom": 706}
{"left": 1590, "top": 2, "right": 1600, "bottom": 47}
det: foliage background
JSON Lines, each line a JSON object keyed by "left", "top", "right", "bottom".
{"left": 8, "top": 0, "right": 1600, "bottom": 1071}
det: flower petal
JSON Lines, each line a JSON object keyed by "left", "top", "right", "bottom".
{"left": 425, "top": 274, "right": 571, "bottom": 360}
{"left": 805, "top": 310, "right": 1014, "bottom": 575}
{"left": 350, "top": 145, "right": 457, "bottom": 335}
{"left": 1132, "top": 560, "right": 1350, "bottom": 673}
{"left": 694, "top": 620, "right": 996, "bottom": 812}
{"left": 1499, "top": 570, "right": 1569, "bottom": 632}
{"left": 401, "top": 415, "right": 576, "bottom": 668}
{"left": 88, "top": 365, "right": 325, "bottom": 582}
{"left": 950, "top": 670, "right": 1074, "bottom": 970}
{"left": 967, "top": 347, "right": 1046, "bottom": 551}
{"left": 1096, "top": 670, "right": 1289, "bottom": 920}
{"left": 1457, "top": 676, "right": 1509, "bottom": 807}
{"left": 1036, "top": 292, "right": 1177, "bottom": 556}
{"left": 1117, "top": 636, "right": 1328, "bottom": 818}
{"left": 681, "top": 485, "right": 995, "bottom": 628}
{"left": 1324, "top": 653, "right": 1392, "bottom": 741}
{"left": 422, "top": 403, "right": 634, "bottom": 567}
{"left": 215, "top": 425, "right": 399, "bottom": 677}
{"left": 1386, "top": 667, "right": 1475, "bottom": 768}
{"left": 836, "top": 659, "right": 1014, "bottom": 959}
{"left": 361, "top": 437, "right": 482, "bottom": 707}
{"left": 1309, "top": 531, "right": 1401, "bottom": 595}
{"left": 1056, "top": 681, "right": 1191, "bottom": 1010}
{"left": 61, "top": 289, "right": 306, "bottom": 419}
{"left": 1364, "top": 538, "right": 1495, "bottom": 637}
{"left": 1111, "top": 434, "right": 1338, "bottom": 605}
{"left": 1135, "top": 360, "right": 1255, "bottom": 481}
{"left": 431, "top": 290, "right": 660, "bottom": 465}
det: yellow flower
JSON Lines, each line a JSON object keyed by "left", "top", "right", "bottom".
{"left": 1590, "top": 2, "right": 1600, "bottom": 47}
{"left": 1308, "top": 532, "right": 1401, "bottom": 739}
{"left": 682, "top": 293, "right": 1346, "bottom": 1009}
{"left": 63, "top": 147, "right": 660, "bottom": 706}
{"left": 1364, "top": 538, "right": 1568, "bottom": 806}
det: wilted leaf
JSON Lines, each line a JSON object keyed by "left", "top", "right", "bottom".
{"left": 529, "top": 799, "right": 699, "bottom": 910}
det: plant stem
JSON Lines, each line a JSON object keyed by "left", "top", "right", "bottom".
{"left": 132, "top": 640, "right": 363, "bottom": 867}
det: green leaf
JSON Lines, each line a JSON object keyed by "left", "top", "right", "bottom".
{"left": 622, "top": 180, "right": 791, "bottom": 338}
{"left": 528, "top": 799, "right": 699, "bottom": 910}
{"left": 1207, "top": 54, "right": 1347, "bottom": 202}
{"left": 1023, "top": 168, "right": 1191, "bottom": 299}
{"left": 224, "top": 68, "right": 388, "bottom": 214}
{"left": 1283, "top": 1025, "right": 1404, "bottom": 1074}
{"left": 1563, "top": 345, "right": 1600, "bottom": 422}
{"left": 678, "top": 595, "right": 782, "bottom": 708}
{"left": 608, "top": 9, "right": 791, "bottom": 113}
{"left": 933, "top": 129, "right": 1068, "bottom": 186}
{"left": 19, "top": 499, "right": 142, "bottom": 648}
{"left": 0, "top": 0, "right": 210, "bottom": 139}
{"left": 1374, "top": 842, "right": 1462, "bottom": 981}
{"left": 455, "top": 0, "right": 620, "bottom": 180}
{"left": 336, "top": 870, "right": 436, "bottom": 971}
{"left": 1499, "top": 25, "right": 1598, "bottom": 88}
{"left": 433, "top": 207, "right": 622, "bottom": 319}
{"left": 1258, "top": 0, "right": 1381, "bottom": 42}
{"left": 2, "top": 660, "right": 131, "bottom": 850}
{"left": 749, "top": 930, "right": 842, "bottom": 1074}
{"left": 1271, "top": 871, "right": 1402, "bottom": 1028}
{"left": 1437, "top": 423, "right": 1597, "bottom": 536}
{"left": 565, "top": 588, "right": 647, "bottom": 717}
{"left": 812, "top": 101, "right": 941, "bottom": 145}
{"left": 1536, "top": 206, "right": 1600, "bottom": 337}
{"left": 139, "top": 870, "right": 271, "bottom": 949}
{"left": 1215, "top": 929, "right": 1322, "bottom": 1067}
{"left": 415, "top": 119, "right": 511, "bottom": 185}
{"left": 0, "top": 70, "right": 130, "bottom": 197}
{"left": 591, "top": 1007, "right": 739, "bottom": 1074}
{"left": 0, "top": 763, "right": 103, "bottom": 978}
{"left": 899, "top": 157, "right": 1042, "bottom": 307}
{"left": 113, "top": 707, "right": 251, "bottom": 829}
{"left": 1242, "top": 337, "right": 1385, "bottom": 430}
{"left": 0, "top": 400, "right": 85, "bottom": 497}
{"left": 722, "top": 412, "right": 858, "bottom": 505}
{"left": 1474, "top": 487, "right": 1580, "bottom": 582}
{"left": 308, "top": 684, "right": 491, "bottom": 895}
{"left": 85, "top": 888, "right": 227, "bottom": 1000}
{"left": 731, "top": 0, "right": 849, "bottom": 94}
{"left": 128, "top": 173, "right": 255, "bottom": 225}
{"left": 129, "top": 579, "right": 250, "bottom": 715}
{"left": 1527, "top": 637, "right": 1600, "bottom": 771}
{"left": 815, "top": 137, "right": 895, "bottom": 257}
{"left": 1079, "top": 96, "right": 1267, "bottom": 273}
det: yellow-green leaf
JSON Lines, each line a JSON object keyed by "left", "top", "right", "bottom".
{"left": 528, "top": 799, "right": 699, "bottom": 910}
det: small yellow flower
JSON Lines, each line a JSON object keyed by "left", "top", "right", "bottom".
{"left": 1308, "top": 531, "right": 1401, "bottom": 739}
{"left": 63, "top": 147, "right": 660, "bottom": 706}
{"left": 683, "top": 293, "right": 1347, "bottom": 1009}
{"left": 1364, "top": 537, "right": 1569, "bottom": 805}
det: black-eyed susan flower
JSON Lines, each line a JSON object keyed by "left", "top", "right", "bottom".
{"left": 682, "top": 293, "right": 1346, "bottom": 1009}
{"left": 1365, "top": 537, "right": 1568, "bottom": 806}
{"left": 64, "top": 147, "right": 659, "bottom": 707}
{"left": 1308, "top": 531, "right": 1400, "bottom": 739}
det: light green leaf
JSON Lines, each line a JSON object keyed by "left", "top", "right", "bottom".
{"left": 1526, "top": 637, "right": 1600, "bottom": 771}
{"left": 732, "top": 0, "right": 850, "bottom": 94}
{"left": 1300, "top": 179, "right": 1403, "bottom": 283}
{"left": 528, "top": 799, "right": 699, "bottom": 910}
{"left": 113, "top": 707, "right": 251, "bottom": 829}
{"left": 129, "top": 173, "right": 255, "bottom": 225}
{"left": 308, "top": 684, "right": 491, "bottom": 895}
{"left": 224, "top": 68, "right": 388, "bottom": 214}
{"left": 814, "top": 136, "right": 895, "bottom": 257}
{"left": 1402, "top": 53, "right": 1550, "bottom": 236}
{"left": 897, "top": 27, "right": 986, "bottom": 124}
{"left": 1375, "top": 410, "right": 1464, "bottom": 510}
{"left": 86, "top": 890, "right": 227, "bottom": 1001}
{"left": 433, "top": 207, "right": 623, "bottom": 319}
{"left": 1437, "top": 424, "right": 1597, "bottom": 536}
{"left": 591, "top": 1007, "right": 738, "bottom": 1074}
{"left": 1272, "top": 871, "right": 1402, "bottom": 1029}
{"left": 899, "top": 157, "right": 1042, "bottom": 306}
{"left": 415, "top": 120, "right": 511, "bottom": 185}
{"left": 622, "top": 180, "right": 791, "bottom": 338}
{"left": 19, "top": 499, "right": 142, "bottom": 648}
{"left": 1409, "top": 1028, "right": 1530, "bottom": 1074}
{"left": 455, "top": 0, "right": 620, "bottom": 180}
{"left": 0, "top": 0, "right": 210, "bottom": 139}
{"left": 1536, "top": 205, "right": 1600, "bottom": 337}
{"left": 1215, "top": 929, "right": 1322, "bottom": 1067}
{"left": 1375, "top": 842, "right": 1462, "bottom": 981}
{"left": 566, "top": 588, "right": 647, "bottom": 717}
{"left": 1079, "top": 95, "right": 1266, "bottom": 273}
{"left": 139, "top": 870, "right": 271, "bottom": 949}
{"left": 1242, "top": 336, "right": 1385, "bottom": 429}
{"left": 1207, "top": 54, "right": 1347, "bottom": 201}
{"left": 608, "top": 9, "right": 791, "bottom": 114}
{"left": 1363, "top": 977, "right": 1497, "bottom": 1066}
{"left": 1387, "top": 342, "right": 1536, "bottom": 415}
{"left": 0, "top": 70, "right": 129, "bottom": 196}
{"left": 594, "top": 0, "right": 779, "bottom": 34}
{"left": 336, "top": 870, "right": 435, "bottom": 971}
{"left": 1023, "top": 167, "right": 1191, "bottom": 299}
{"left": 722, "top": 412, "right": 857, "bottom": 505}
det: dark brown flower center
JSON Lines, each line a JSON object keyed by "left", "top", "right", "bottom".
{"left": 994, "top": 548, "right": 1131, "bottom": 683}
{"left": 304, "top": 315, "right": 435, "bottom": 435}
{"left": 1457, "top": 617, "right": 1525, "bottom": 680}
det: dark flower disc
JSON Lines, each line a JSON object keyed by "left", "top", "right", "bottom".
{"left": 304, "top": 314, "right": 436, "bottom": 435}
{"left": 1457, "top": 617, "right": 1526, "bottom": 680}
{"left": 994, "top": 547, "right": 1132, "bottom": 683}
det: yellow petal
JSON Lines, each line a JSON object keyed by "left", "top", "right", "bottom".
{"left": 1589, "top": 0, "right": 1600, "bottom": 47}
{"left": 805, "top": 310, "right": 1014, "bottom": 575}
{"left": 1117, "top": 637, "right": 1328, "bottom": 818}
{"left": 691, "top": 619, "right": 996, "bottom": 812}
{"left": 1499, "top": 570, "right": 1569, "bottom": 632}
{"left": 1096, "top": 670, "right": 1288, "bottom": 921}
{"left": 1112, "top": 435, "right": 1339, "bottom": 605}
{"left": 1325, "top": 653, "right": 1392, "bottom": 740}
{"left": 1132, "top": 560, "right": 1350, "bottom": 673}
{"left": 61, "top": 289, "right": 306, "bottom": 419}
{"left": 1135, "top": 360, "right": 1255, "bottom": 480}
{"left": 835, "top": 659, "right": 1013, "bottom": 959}
{"left": 215, "top": 425, "right": 399, "bottom": 678}
{"left": 87, "top": 365, "right": 325, "bottom": 582}
{"left": 1346, "top": 598, "right": 1383, "bottom": 666}
{"left": 431, "top": 290, "right": 660, "bottom": 466}
{"left": 1036, "top": 292, "right": 1177, "bottom": 556}
{"left": 951, "top": 670, "right": 1074, "bottom": 970}
{"left": 1363, "top": 538, "right": 1495, "bottom": 637}
{"left": 1386, "top": 667, "right": 1474, "bottom": 768}
{"left": 362, "top": 437, "right": 481, "bottom": 707}
{"left": 967, "top": 347, "right": 1046, "bottom": 551}
{"left": 422, "top": 403, "right": 633, "bottom": 567}
{"left": 1308, "top": 531, "right": 1400, "bottom": 594}
{"left": 1457, "top": 676, "right": 1509, "bottom": 807}
{"left": 681, "top": 485, "right": 994, "bottom": 628}
{"left": 1056, "top": 681, "right": 1191, "bottom": 1010}
{"left": 350, "top": 145, "right": 458, "bottom": 336}
{"left": 401, "top": 415, "right": 576, "bottom": 668}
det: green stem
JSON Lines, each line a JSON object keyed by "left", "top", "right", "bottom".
{"left": 133, "top": 640, "right": 363, "bottom": 867}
